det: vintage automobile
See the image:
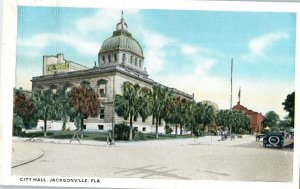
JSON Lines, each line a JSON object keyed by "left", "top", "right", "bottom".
{"left": 263, "top": 132, "right": 284, "bottom": 148}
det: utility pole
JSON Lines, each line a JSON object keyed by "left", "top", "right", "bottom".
{"left": 230, "top": 58, "right": 233, "bottom": 135}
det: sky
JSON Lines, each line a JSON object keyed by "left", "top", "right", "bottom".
{"left": 16, "top": 6, "right": 296, "bottom": 119}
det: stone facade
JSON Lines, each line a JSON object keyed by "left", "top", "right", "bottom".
{"left": 31, "top": 14, "right": 193, "bottom": 133}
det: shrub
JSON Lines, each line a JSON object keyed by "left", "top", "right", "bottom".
{"left": 114, "top": 123, "right": 130, "bottom": 140}
{"left": 114, "top": 123, "right": 146, "bottom": 141}
{"left": 133, "top": 131, "right": 146, "bottom": 141}
{"left": 192, "top": 125, "right": 203, "bottom": 137}
{"left": 164, "top": 125, "right": 173, "bottom": 134}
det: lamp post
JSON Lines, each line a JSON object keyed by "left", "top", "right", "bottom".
{"left": 111, "top": 74, "right": 116, "bottom": 144}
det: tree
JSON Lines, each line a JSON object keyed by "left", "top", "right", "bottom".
{"left": 262, "top": 111, "right": 280, "bottom": 131}
{"left": 14, "top": 88, "right": 36, "bottom": 129}
{"left": 115, "top": 82, "right": 145, "bottom": 141}
{"left": 56, "top": 89, "right": 72, "bottom": 131}
{"left": 282, "top": 91, "right": 295, "bottom": 127}
{"left": 69, "top": 82, "right": 100, "bottom": 134}
{"left": 215, "top": 110, "right": 230, "bottom": 131}
{"left": 165, "top": 96, "right": 182, "bottom": 137}
{"left": 13, "top": 114, "right": 24, "bottom": 136}
{"left": 195, "top": 102, "right": 215, "bottom": 133}
{"left": 216, "top": 110, "right": 250, "bottom": 134}
{"left": 138, "top": 87, "right": 153, "bottom": 122}
{"left": 32, "top": 89, "right": 58, "bottom": 136}
{"left": 230, "top": 111, "right": 250, "bottom": 134}
{"left": 151, "top": 84, "right": 173, "bottom": 139}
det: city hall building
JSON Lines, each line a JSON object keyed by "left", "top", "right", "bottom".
{"left": 31, "top": 15, "right": 193, "bottom": 133}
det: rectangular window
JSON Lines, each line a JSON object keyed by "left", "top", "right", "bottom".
{"left": 98, "top": 125, "right": 104, "bottom": 130}
{"left": 99, "top": 84, "right": 106, "bottom": 97}
{"left": 82, "top": 125, "right": 86, "bottom": 130}
{"left": 142, "top": 127, "right": 146, "bottom": 132}
{"left": 100, "top": 107, "right": 105, "bottom": 119}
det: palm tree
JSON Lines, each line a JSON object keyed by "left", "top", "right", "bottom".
{"left": 138, "top": 87, "right": 153, "bottom": 122}
{"left": 115, "top": 82, "right": 142, "bottom": 141}
{"left": 56, "top": 89, "right": 71, "bottom": 131}
{"left": 32, "top": 89, "right": 58, "bottom": 136}
{"left": 165, "top": 96, "right": 179, "bottom": 136}
{"left": 151, "top": 84, "right": 172, "bottom": 139}
{"left": 69, "top": 82, "right": 100, "bottom": 135}
{"left": 178, "top": 98, "right": 189, "bottom": 135}
{"left": 216, "top": 109, "right": 230, "bottom": 131}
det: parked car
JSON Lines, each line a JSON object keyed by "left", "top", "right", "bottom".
{"left": 263, "top": 132, "right": 284, "bottom": 148}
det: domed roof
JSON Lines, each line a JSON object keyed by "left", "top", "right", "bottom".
{"left": 99, "top": 15, "right": 143, "bottom": 57}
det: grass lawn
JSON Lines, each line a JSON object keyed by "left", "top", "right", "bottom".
{"left": 21, "top": 130, "right": 196, "bottom": 141}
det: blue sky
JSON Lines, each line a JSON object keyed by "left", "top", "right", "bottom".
{"left": 16, "top": 6, "right": 296, "bottom": 119}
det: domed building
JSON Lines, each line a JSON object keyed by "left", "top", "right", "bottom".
{"left": 31, "top": 13, "right": 193, "bottom": 133}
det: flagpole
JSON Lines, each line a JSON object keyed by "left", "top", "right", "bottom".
{"left": 230, "top": 58, "right": 233, "bottom": 135}
{"left": 230, "top": 58, "right": 233, "bottom": 111}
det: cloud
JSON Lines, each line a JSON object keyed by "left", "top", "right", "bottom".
{"left": 75, "top": 10, "right": 120, "bottom": 35}
{"left": 181, "top": 45, "right": 198, "bottom": 56}
{"left": 17, "top": 9, "right": 142, "bottom": 58}
{"left": 75, "top": 9, "right": 140, "bottom": 35}
{"left": 194, "top": 58, "right": 216, "bottom": 76}
{"left": 57, "top": 34, "right": 100, "bottom": 56}
{"left": 141, "top": 30, "right": 173, "bottom": 74}
{"left": 17, "top": 33, "right": 100, "bottom": 57}
{"left": 242, "top": 32, "right": 289, "bottom": 60}
{"left": 17, "top": 33, "right": 51, "bottom": 49}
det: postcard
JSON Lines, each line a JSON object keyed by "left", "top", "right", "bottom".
{"left": 0, "top": 0, "right": 299, "bottom": 189}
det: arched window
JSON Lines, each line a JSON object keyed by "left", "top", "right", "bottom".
{"left": 114, "top": 54, "right": 117, "bottom": 62}
{"left": 102, "top": 56, "right": 105, "bottom": 63}
{"left": 108, "top": 55, "right": 111, "bottom": 63}
{"left": 97, "top": 79, "right": 107, "bottom": 97}
{"left": 135, "top": 58, "right": 137, "bottom": 66}
{"left": 139, "top": 60, "right": 142, "bottom": 68}
{"left": 122, "top": 53, "right": 126, "bottom": 63}
{"left": 130, "top": 55, "right": 133, "bottom": 64}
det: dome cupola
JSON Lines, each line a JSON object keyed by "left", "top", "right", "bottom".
{"left": 98, "top": 11, "right": 145, "bottom": 72}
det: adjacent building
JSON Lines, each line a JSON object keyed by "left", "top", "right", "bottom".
{"left": 232, "top": 102, "right": 265, "bottom": 134}
{"left": 43, "top": 53, "right": 89, "bottom": 75}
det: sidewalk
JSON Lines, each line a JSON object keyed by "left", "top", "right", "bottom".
{"left": 12, "top": 135, "right": 255, "bottom": 147}
{"left": 11, "top": 135, "right": 254, "bottom": 168}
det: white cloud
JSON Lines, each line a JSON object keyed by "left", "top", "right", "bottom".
{"left": 17, "top": 33, "right": 100, "bottom": 57}
{"left": 75, "top": 9, "right": 140, "bottom": 35}
{"left": 141, "top": 30, "right": 173, "bottom": 74}
{"left": 57, "top": 34, "right": 100, "bottom": 56}
{"left": 194, "top": 58, "right": 216, "bottom": 76}
{"left": 242, "top": 32, "right": 289, "bottom": 60}
{"left": 17, "top": 9, "right": 142, "bottom": 58}
{"left": 17, "top": 33, "right": 51, "bottom": 49}
{"left": 75, "top": 10, "right": 120, "bottom": 35}
{"left": 181, "top": 45, "right": 198, "bottom": 55}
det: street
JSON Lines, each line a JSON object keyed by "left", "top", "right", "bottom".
{"left": 11, "top": 136, "right": 293, "bottom": 182}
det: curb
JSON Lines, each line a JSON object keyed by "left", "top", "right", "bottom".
{"left": 11, "top": 148, "right": 45, "bottom": 168}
